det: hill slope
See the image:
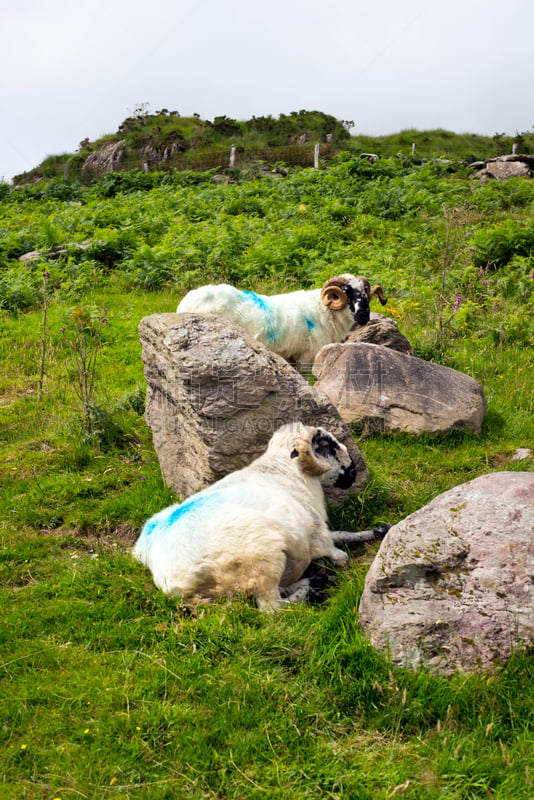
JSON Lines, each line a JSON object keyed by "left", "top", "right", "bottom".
{"left": 13, "top": 108, "right": 534, "bottom": 185}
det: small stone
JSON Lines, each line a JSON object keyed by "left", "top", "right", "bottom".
{"left": 512, "top": 447, "right": 532, "bottom": 461}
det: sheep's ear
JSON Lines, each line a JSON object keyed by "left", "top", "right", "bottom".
{"left": 320, "top": 278, "right": 348, "bottom": 310}
{"left": 294, "top": 428, "right": 331, "bottom": 476}
{"left": 370, "top": 284, "right": 387, "bottom": 305}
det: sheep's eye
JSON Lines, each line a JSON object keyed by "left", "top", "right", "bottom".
{"left": 290, "top": 448, "right": 299, "bottom": 459}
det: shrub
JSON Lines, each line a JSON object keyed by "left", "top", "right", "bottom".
{"left": 81, "top": 229, "right": 137, "bottom": 269}
{"left": 471, "top": 219, "right": 534, "bottom": 269}
{"left": 0, "top": 229, "right": 40, "bottom": 261}
{"left": 471, "top": 176, "right": 534, "bottom": 211}
{"left": 42, "top": 178, "right": 83, "bottom": 202}
{"left": 126, "top": 244, "right": 176, "bottom": 289}
{"left": 0, "top": 267, "right": 41, "bottom": 312}
{"left": 224, "top": 195, "right": 265, "bottom": 217}
{"left": 81, "top": 404, "right": 128, "bottom": 449}
{"left": 97, "top": 170, "right": 156, "bottom": 197}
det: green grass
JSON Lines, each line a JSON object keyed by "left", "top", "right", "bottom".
{"left": 349, "top": 127, "right": 532, "bottom": 161}
{"left": 1, "top": 151, "right": 533, "bottom": 798}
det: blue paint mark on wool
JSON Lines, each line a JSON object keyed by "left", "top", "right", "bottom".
{"left": 144, "top": 491, "right": 224, "bottom": 535}
{"left": 240, "top": 290, "right": 279, "bottom": 343}
{"left": 167, "top": 493, "right": 218, "bottom": 525}
{"left": 242, "top": 290, "right": 269, "bottom": 312}
{"left": 142, "top": 519, "right": 158, "bottom": 537}
{"left": 305, "top": 317, "right": 316, "bottom": 331}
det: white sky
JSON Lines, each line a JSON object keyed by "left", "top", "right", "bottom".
{"left": 1, "top": 0, "right": 533, "bottom": 182}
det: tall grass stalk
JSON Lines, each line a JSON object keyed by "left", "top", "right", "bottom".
{"left": 37, "top": 270, "right": 50, "bottom": 401}
{"left": 430, "top": 205, "right": 474, "bottom": 359}
{"left": 62, "top": 307, "right": 108, "bottom": 431}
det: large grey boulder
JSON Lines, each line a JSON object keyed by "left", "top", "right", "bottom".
{"left": 313, "top": 342, "right": 486, "bottom": 436}
{"left": 139, "top": 312, "right": 368, "bottom": 505}
{"left": 359, "top": 472, "right": 534, "bottom": 675}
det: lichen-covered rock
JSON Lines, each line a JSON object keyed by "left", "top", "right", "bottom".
{"left": 313, "top": 342, "right": 486, "bottom": 435}
{"left": 359, "top": 472, "right": 534, "bottom": 674}
{"left": 139, "top": 312, "right": 368, "bottom": 505}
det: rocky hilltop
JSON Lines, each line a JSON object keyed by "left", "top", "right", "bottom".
{"left": 14, "top": 108, "right": 351, "bottom": 184}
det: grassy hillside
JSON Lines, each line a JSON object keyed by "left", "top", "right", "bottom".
{"left": 13, "top": 109, "right": 352, "bottom": 185}
{"left": 350, "top": 127, "right": 534, "bottom": 161}
{"left": 1, "top": 151, "right": 533, "bottom": 798}
{"left": 12, "top": 107, "right": 534, "bottom": 185}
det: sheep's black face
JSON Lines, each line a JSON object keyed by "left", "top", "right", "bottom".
{"left": 334, "top": 461, "right": 357, "bottom": 489}
{"left": 312, "top": 429, "right": 357, "bottom": 489}
{"left": 343, "top": 283, "right": 371, "bottom": 326}
{"left": 342, "top": 281, "right": 371, "bottom": 325}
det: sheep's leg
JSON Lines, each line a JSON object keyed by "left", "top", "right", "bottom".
{"left": 253, "top": 538, "right": 299, "bottom": 612}
{"left": 330, "top": 524, "right": 390, "bottom": 551}
{"left": 298, "top": 525, "right": 391, "bottom": 604}
{"left": 255, "top": 591, "right": 285, "bottom": 612}
{"left": 279, "top": 578, "right": 311, "bottom": 604}
{"left": 273, "top": 527, "right": 393, "bottom": 609}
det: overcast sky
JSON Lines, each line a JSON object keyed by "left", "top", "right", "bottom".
{"left": 2, "top": 0, "right": 533, "bottom": 182}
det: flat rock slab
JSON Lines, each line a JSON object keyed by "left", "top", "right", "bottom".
{"left": 359, "top": 472, "right": 534, "bottom": 674}
{"left": 139, "top": 312, "right": 368, "bottom": 505}
{"left": 473, "top": 154, "right": 534, "bottom": 181}
{"left": 485, "top": 160, "right": 532, "bottom": 180}
{"left": 313, "top": 342, "right": 486, "bottom": 435}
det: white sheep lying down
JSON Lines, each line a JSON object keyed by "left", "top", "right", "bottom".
{"left": 133, "top": 423, "right": 361, "bottom": 611}
{"left": 176, "top": 274, "right": 386, "bottom": 372}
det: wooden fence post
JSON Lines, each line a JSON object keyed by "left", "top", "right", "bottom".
{"left": 412, "top": 143, "right": 416, "bottom": 156}
{"left": 63, "top": 164, "right": 69, "bottom": 179}
{"left": 229, "top": 145, "right": 236, "bottom": 168}
{"left": 314, "top": 143, "right": 320, "bottom": 168}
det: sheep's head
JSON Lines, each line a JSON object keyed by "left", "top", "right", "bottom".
{"left": 291, "top": 425, "right": 356, "bottom": 489}
{"left": 320, "top": 274, "right": 387, "bottom": 326}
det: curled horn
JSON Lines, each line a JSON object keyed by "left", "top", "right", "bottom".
{"left": 320, "top": 276, "right": 348, "bottom": 310}
{"left": 370, "top": 284, "right": 387, "bottom": 305}
{"left": 355, "top": 275, "right": 388, "bottom": 306}
{"left": 293, "top": 427, "right": 330, "bottom": 476}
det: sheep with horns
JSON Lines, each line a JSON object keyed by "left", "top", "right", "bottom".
{"left": 176, "top": 274, "right": 387, "bottom": 373}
